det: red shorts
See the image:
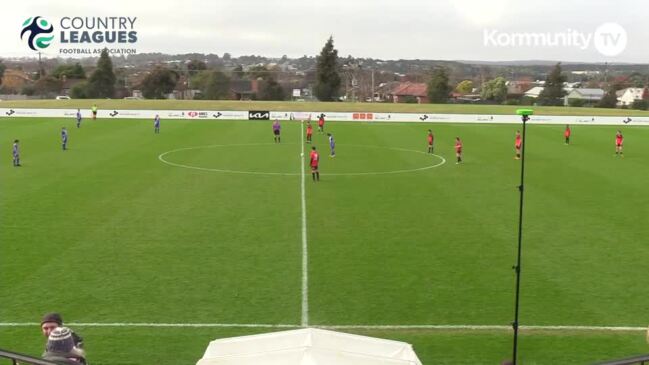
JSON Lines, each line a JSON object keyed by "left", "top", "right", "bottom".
{"left": 455, "top": 149, "right": 462, "bottom": 154}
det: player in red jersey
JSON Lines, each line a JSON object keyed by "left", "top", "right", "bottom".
{"left": 455, "top": 137, "right": 463, "bottom": 164}
{"left": 427, "top": 130, "right": 434, "bottom": 154}
{"left": 317, "top": 115, "right": 325, "bottom": 133}
{"left": 514, "top": 130, "right": 522, "bottom": 160}
{"left": 306, "top": 121, "right": 313, "bottom": 143}
{"left": 564, "top": 125, "right": 571, "bottom": 145}
{"left": 310, "top": 146, "right": 320, "bottom": 181}
{"left": 615, "top": 130, "right": 624, "bottom": 157}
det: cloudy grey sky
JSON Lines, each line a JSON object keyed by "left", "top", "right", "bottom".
{"left": 3, "top": 0, "right": 648, "bottom": 62}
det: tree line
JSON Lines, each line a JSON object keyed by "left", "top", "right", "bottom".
{"left": 3, "top": 42, "right": 648, "bottom": 109}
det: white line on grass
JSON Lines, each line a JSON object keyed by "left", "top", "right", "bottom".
{"left": 300, "top": 121, "right": 309, "bottom": 327}
{"left": 0, "top": 323, "right": 645, "bottom": 332}
{"left": 0, "top": 322, "right": 297, "bottom": 328}
{"left": 158, "top": 144, "right": 445, "bottom": 176}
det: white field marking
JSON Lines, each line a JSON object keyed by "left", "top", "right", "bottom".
{"left": 0, "top": 322, "right": 645, "bottom": 332}
{"left": 325, "top": 145, "right": 445, "bottom": 176}
{"left": 158, "top": 143, "right": 301, "bottom": 176}
{"left": 158, "top": 144, "right": 445, "bottom": 176}
{"left": 300, "top": 121, "right": 309, "bottom": 327}
{"left": 0, "top": 322, "right": 297, "bottom": 328}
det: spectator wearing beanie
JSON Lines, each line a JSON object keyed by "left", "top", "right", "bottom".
{"left": 41, "top": 313, "right": 84, "bottom": 349}
{"left": 43, "top": 327, "right": 87, "bottom": 365}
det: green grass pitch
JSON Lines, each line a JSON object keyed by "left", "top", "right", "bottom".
{"left": 1, "top": 116, "right": 648, "bottom": 364}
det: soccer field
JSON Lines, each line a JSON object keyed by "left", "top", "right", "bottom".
{"left": 1, "top": 117, "right": 649, "bottom": 364}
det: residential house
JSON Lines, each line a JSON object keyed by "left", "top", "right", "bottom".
{"left": 1, "top": 69, "right": 32, "bottom": 94}
{"left": 506, "top": 80, "right": 534, "bottom": 97}
{"left": 617, "top": 87, "right": 646, "bottom": 106}
{"left": 523, "top": 86, "right": 544, "bottom": 98}
{"left": 565, "top": 88, "right": 605, "bottom": 106}
{"left": 387, "top": 82, "right": 428, "bottom": 103}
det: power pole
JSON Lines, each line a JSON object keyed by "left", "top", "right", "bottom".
{"left": 371, "top": 69, "right": 375, "bottom": 102}
{"left": 38, "top": 52, "right": 44, "bottom": 77}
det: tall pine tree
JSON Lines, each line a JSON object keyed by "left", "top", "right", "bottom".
{"left": 538, "top": 63, "right": 567, "bottom": 106}
{"left": 427, "top": 67, "right": 452, "bottom": 104}
{"left": 86, "top": 48, "right": 116, "bottom": 98}
{"left": 314, "top": 36, "right": 341, "bottom": 101}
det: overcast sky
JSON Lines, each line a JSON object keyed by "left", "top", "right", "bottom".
{"left": 3, "top": 0, "right": 648, "bottom": 63}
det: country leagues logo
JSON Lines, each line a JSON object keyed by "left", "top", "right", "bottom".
{"left": 21, "top": 16, "right": 54, "bottom": 50}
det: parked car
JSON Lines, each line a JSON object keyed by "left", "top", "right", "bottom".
{"left": 55, "top": 95, "right": 71, "bottom": 100}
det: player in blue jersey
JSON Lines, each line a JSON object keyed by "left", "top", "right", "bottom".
{"left": 76, "top": 109, "right": 82, "bottom": 128}
{"left": 154, "top": 114, "right": 160, "bottom": 134}
{"left": 327, "top": 133, "right": 335, "bottom": 157}
{"left": 61, "top": 127, "right": 68, "bottom": 151}
{"left": 12, "top": 139, "right": 20, "bottom": 167}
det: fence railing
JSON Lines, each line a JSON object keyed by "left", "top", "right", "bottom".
{"left": 0, "top": 348, "right": 57, "bottom": 365}
{"left": 593, "top": 354, "right": 649, "bottom": 365}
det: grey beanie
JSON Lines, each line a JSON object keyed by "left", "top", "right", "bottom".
{"left": 46, "top": 327, "right": 75, "bottom": 353}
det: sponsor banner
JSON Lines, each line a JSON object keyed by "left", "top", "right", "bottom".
{"left": 1, "top": 108, "right": 648, "bottom": 126}
{"left": 311, "top": 112, "right": 353, "bottom": 121}
{"left": 210, "top": 111, "right": 248, "bottom": 120}
{"left": 270, "top": 111, "right": 291, "bottom": 120}
{"left": 0, "top": 108, "right": 249, "bottom": 120}
{"left": 248, "top": 110, "right": 270, "bottom": 120}
{"left": 352, "top": 112, "right": 374, "bottom": 120}
{"left": 289, "top": 112, "right": 313, "bottom": 120}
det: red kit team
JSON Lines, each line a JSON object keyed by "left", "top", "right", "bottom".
{"left": 286, "top": 115, "right": 628, "bottom": 181}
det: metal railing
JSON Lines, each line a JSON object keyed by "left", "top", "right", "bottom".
{"left": 0, "top": 348, "right": 57, "bottom": 365}
{"left": 593, "top": 354, "right": 649, "bottom": 365}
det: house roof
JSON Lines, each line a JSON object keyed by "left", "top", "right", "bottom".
{"left": 523, "top": 86, "right": 544, "bottom": 97}
{"left": 390, "top": 82, "right": 427, "bottom": 97}
{"left": 619, "top": 87, "right": 644, "bottom": 97}
{"left": 567, "top": 88, "right": 605, "bottom": 99}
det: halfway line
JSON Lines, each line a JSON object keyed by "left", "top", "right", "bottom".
{"left": 300, "top": 121, "right": 309, "bottom": 327}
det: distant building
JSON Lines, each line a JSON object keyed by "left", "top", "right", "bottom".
{"left": 387, "top": 82, "right": 428, "bottom": 103}
{"left": 565, "top": 88, "right": 605, "bottom": 106}
{"left": 1, "top": 69, "right": 32, "bottom": 93}
{"left": 616, "top": 87, "right": 645, "bottom": 106}
{"left": 374, "top": 81, "right": 400, "bottom": 102}
{"left": 523, "top": 86, "right": 544, "bottom": 98}
{"left": 523, "top": 86, "right": 574, "bottom": 99}
{"left": 506, "top": 80, "right": 534, "bottom": 97}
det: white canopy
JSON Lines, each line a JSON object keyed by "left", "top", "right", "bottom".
{"left": 196, "top": 328, "right": 423, "bottom": 365}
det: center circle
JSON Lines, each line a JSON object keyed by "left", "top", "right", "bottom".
{"left": 158, "top": 143, "right": 445, "bottom": 176}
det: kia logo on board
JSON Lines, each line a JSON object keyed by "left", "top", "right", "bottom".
{"left": 248, "top": 111, "right": 270, "bottom": 120}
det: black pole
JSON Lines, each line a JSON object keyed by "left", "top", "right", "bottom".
{"left": 512, "top": 114, "right": 529, "bottom": 365}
